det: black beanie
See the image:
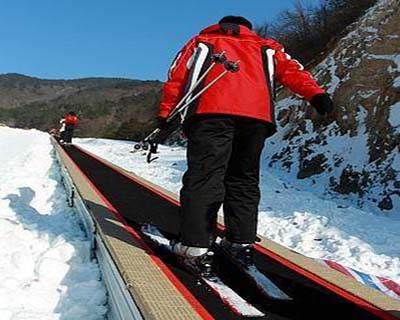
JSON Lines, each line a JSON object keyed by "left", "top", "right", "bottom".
{"left": 219, "top": 16, "right": 253, "bottom": 30}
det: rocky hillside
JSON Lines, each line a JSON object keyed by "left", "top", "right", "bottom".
{"left": 0, "top": 74, "right": 162, "bottom": 139}
{"left": 266, "top": 0, "right": 399, "bottom": 214}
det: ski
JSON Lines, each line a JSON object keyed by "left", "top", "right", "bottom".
{"left": 141, "top": 224, "right": 265, "bottom": 318}
{"left": 216, "top": 238, "right": 292, "bottom": 301}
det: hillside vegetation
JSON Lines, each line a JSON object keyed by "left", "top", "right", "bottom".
{"left": 0, "top": 74, "right": 162, "bottom": 139}
{"left": 258, "top": 0, "right": 377, "bottom": 65}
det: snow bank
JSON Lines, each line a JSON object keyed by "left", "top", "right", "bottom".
{"left": 76, "top": 138, "right": 400, "bottom": 285}
{"left": 389, "top": 101, "right": 400, "bottom": 128}
{"left": 0, "top": 127, "right": 107, "bottom": 320}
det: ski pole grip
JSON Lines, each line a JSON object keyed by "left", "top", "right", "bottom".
{"left": 224, "top": 60, "right": 240, "bottom": 73}
{"left": 211, "top": 52, "right": 227, "bottom": 64}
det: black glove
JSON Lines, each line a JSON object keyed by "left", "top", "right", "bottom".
{"left": 157, "top": 116, "right": 168, "bottom": 129}
{"left": 310, "top": 93, "right": 334, "bottom": 116}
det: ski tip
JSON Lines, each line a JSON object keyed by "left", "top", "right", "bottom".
{"left": 205, "top": 278, "right": 266, "bottom": 318}
{"left": 248, "top": 266, "right": 292, "bottom": 301}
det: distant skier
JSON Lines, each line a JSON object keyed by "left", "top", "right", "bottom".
{"left": 158, "top": 16, "right": 333, "bottom": 278}
{"left": 60, "top": 111, "right": 78, "bottom": 144}
{"left": 59, "top": 118, "right": 66, "bottom": 141}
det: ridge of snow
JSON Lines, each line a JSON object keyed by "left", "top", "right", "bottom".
{"left": 0, "top": 127, "right": 107, "bottom": 320}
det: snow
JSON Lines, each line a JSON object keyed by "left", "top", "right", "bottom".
{"left": 388, "top": 101, "right": 400, "bottom": 128}
{"left": 266, "top": 105, "right": 374, "bottom": 210}
{"left": 394, "top": 76, "right": 400, "bottom": 88}
{"left": 358, "top": 89, "right": 379, "bottom": 99}
{"left": 0, "top": 127, "right": 107, "bottom": 320}
{"left": 369, "top": 54, "right": 400, "bottom": 72}
{"left": 362, "top": 27, "right": 378, "bottom": 33}
{"left": 75, "top": 137, "right": 400, "bottom": 286}
{"left": 315, "top": 56, "right": 341, "bottom": 94}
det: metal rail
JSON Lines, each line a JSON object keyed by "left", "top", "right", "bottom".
{"left": 55, "top": 151, "right": 144, "bottom": 320}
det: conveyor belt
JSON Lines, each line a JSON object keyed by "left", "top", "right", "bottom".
{"left": 60, "top": 142, "right": 397, "bottom": 320}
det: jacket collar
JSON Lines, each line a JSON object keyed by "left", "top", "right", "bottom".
{"left": 199, "top": 24, "right": 257, "bottom": 37}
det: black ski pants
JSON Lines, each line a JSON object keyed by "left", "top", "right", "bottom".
{"left": 64, "top": 124, "right": 75, "bottom": 143}
{"left": 180, "top": 115, "right": 272, "bottom": 247}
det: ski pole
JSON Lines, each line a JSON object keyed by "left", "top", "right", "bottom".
{"left": 132, "top": 52, "right": 227, "bottom": 152}
{"left": 138, "top": 68, "right": 234, "bottom": 156}
{"left": 135, "top": 59, "right": 240, "bottom": 155}
{"left": 136, "top": 60, "right": 240, "bottom": 151}
{"left": 143, "top": 61, "right": 240, "bottom": 163}
{"left": 172, "top": 60, "right": 240, "bottom": 117}
{"left": 168, "top": 52, "right": 227, "bottom": 119}
{"left": 135, "top": 128, "right": 160, "bottom": 150}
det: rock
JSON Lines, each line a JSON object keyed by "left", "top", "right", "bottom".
{"left": 297, "top": 154, "right": 327, "bottom": 179}
{"left": 378, "top": 196, "right": 393, "bottom": 210}
{"left": 334, "top": 168, "right": 362, "bottom": 195}
{"left": 267, "top": 0, "right": 400, "bottom": 213}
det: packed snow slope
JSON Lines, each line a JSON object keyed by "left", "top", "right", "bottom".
{"left": 268, "top": 0, "right": 400, "bottom": 214}
{"left": 76, "top": 138, "right": 400, "bottom": 286}
{"left": 0, "top": 127, "right": 107, "bottom": 320}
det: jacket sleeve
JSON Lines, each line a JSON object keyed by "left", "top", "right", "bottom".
{"left": 159, "top": 37, "right": 198, "bottom": 118}
{"left": 273, "top": 45, "right": 325, "bottom": 101}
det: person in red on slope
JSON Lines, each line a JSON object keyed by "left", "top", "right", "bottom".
{"left": 158, "top": 16, "right": 333, "bottom": 278}
{"left": 60, "top": 111, "right": 78, "bottom": 144}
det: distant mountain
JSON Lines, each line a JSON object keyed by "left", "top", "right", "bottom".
{"left": 266, "top": 0, "right": 399, "bottom": 213}
{"left": 0, "top": 73, "right": 163, "bottom": 140}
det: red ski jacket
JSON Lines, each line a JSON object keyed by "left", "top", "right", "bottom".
{"left": 159, "top": 24, "right": 325, "bottom": 124}
{"left": 65, "top": 114, "right": 78, "bottom": 126}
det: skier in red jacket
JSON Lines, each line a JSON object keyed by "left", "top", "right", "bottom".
{"left": 60, "top": 111, "right": 78, "bottom": 144}
{"left": 159, "top": 16, "right": 333, "bottom": 278}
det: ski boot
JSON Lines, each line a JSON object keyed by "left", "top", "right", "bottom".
{"left": 219, "top": 238, "right": 255, "bottom": 268}
{"left": 172, "top": 242, "right": 217, "bottom": 281}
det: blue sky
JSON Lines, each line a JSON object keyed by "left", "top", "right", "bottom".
{"left": 0, "top": 0, "right": 318, "bottom": 81}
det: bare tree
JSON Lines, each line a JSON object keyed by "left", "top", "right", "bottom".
{"left": 258, "top": 0, "right": 378, "bottom": 65}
